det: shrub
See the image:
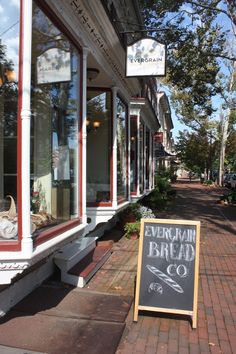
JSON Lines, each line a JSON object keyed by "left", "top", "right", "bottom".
{"left": 124, "top": 221, "right": 140, "bottom": 239}
{"left": 155, "top": 175, "right": 171, "bottom": 193}
{"left": 138, "top": 205, "right": 155, "bottom": 219}
{"left": 118, "top": 203, "right": 141, "bottom": 221}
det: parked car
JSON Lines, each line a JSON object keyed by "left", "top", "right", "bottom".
{"left": 224, "top": 173, "right": 232, "bottom": 187}
{"left": 229, "top": 173, "right": 236, "bottom": 189}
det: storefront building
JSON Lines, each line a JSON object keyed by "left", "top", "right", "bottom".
{"left": 154, "top": 92, "right": 175, "bottom": 169}
{"left": 0, "top": 0, "right": 165, "bottom": 314}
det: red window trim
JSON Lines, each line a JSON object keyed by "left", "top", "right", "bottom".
{"left": 33, "top": 0, "right": 84, "bottom": 246}
{"left": 130, "top": 115, "right": 138, "bottom": 195}
{"left": 146, "top": 128, "right": 150, "bottom": 189}
{"left": 0, "top": 0, "right": 23, "bottom": 252}
{"left": 33, "top": 219, "right": 82, "bottom": 246}
{"left": 139, "top": 121, "right": 145, "bottom": 194}
{"left": 117, "top": 94, "right": 128, "bottom": 202}
{"left": 86, "top": 87, "right": 113, "bottom": 208}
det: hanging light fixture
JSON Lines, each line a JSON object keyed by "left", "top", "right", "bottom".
{"left": 86, "top": 119, "right": 101, "bottom": 133}
{"left": 87, "top": 68, "right": 100, "bottom": 81}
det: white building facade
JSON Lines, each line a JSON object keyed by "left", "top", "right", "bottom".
{"left": 0, "top": 0, "right": 172, "bottom": 315}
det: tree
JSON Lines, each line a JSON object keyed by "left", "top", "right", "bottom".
{"left": 140, "top": 0, "right": 235, "bottom": 124}
{"left": 218, "top": 61, "right": 236, "bottom": 185}
{"left": 139, "top": 0, "right": 236, "bottom": 183}
{"left": 175, "top": 126, "right": 219, "bottom": 177}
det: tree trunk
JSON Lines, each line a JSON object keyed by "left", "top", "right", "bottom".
{"left": 218, "top": 62, "right": 235, "bottom": 186}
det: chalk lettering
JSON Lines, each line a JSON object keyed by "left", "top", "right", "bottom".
{"left": 144, "top": 226, "right": 196, "bottom": 243}
{"left": 147, "top": 242, "right": 195, "bottom": 262}
{"left": 167, "top": 264, "right": 188, "bottom": 278}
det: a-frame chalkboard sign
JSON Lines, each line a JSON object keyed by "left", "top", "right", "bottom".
{"left": 134, "top": 219, "right": 201, "bottom": 328}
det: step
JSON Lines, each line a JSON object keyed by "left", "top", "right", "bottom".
{"left": 62, "top": 244, "right": 113, "bottom": 288}
{"left": 54, "top": 237, "right": 96, "bottom": 272}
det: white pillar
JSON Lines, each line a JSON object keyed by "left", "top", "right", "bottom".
{"left": 21, "top": 0, "right": 33, "bottom": 256}
{"left": 112, "top": 87, "right": 118, "bottom": 208}
{"left": 137, "top": 114, "right": 140, "bottom": 197}
{"left": 151, "top": 133, "right": 155, "bottom": 188}
{"left": 127, "top": 104, "right": 131, "bottom": 201}
{"left": 149, "top": 130, "right": 152, "bottom": 190}
{"left": 81, "top": 47, "right": 89, "bottom": 224}
{"left": 144, "top": 124, "right": 147, "bottom": 192}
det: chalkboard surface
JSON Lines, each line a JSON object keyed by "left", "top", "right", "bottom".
{"left": 134, "top": 219, "right": 200, "bottom": 328}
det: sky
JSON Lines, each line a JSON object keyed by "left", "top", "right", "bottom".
{"left": 0, "top": 0, "right": 20, "bottom": 79}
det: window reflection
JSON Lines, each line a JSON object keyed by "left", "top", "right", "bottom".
{"left": 130, "top": 117, "right": 137, "bottom": 193}
{"left": 0, "top": 3, "right": 19, "bottom": 241}
{"left": 146, "top": 130, "right": 150, "bottom": 189}
{"left": 139, "top": 123, "right": 144, "bottom": 193}
{"left": 116, "top": 96, "right": 127, "bottom": 201}
{"left": 30, "top": 3, "right": 80, "bottom": 234}
{"left": 87, "top": 89, "right": 111, "bottom": 204}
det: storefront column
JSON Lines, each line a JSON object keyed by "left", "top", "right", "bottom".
{"left": 151, "top": 133, "right": 155, "bottom": 189}
{"left": 149, "top": 130, "right": 152, "bottom": 189}
{"left": 21, "top": 0, "right": 33, "bottom": 255}
{"left": 144, "top": 124, "right": 147, "bottom": 192}
{"left": 82, "top": 47, "right": 89, "bottom": 224}
{"left": 112, "top": 87, "right": 118, "bottom": 208}
{"left": 127, "top": 104, "right": 131, "bottom": 201}
{"left": 137, "top": 113, "right": 140, "bottom": 197}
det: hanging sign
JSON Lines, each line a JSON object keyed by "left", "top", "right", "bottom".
{"left": 154, "top": 132, "right": 164, "bottom": 143}
{"left": 126, "top": 37, "right": 166, "bottom": 77}
{"left": 134, "top": 218, "right": 201, "bottom": 328}
{"left": 37, "top": 48, "right": 71, "bottom": 84}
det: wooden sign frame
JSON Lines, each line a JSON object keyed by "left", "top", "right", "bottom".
{"left": 134, "top": 218, "right": 201, "bottom": 328}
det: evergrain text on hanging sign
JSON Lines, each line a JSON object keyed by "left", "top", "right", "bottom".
{"left": 126, "top": 37, "right": 166, "bottom": 77}
{"left": 134, "top": 218, "right": 201, "bottom": 328}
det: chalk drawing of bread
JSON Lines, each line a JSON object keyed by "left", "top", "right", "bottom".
{"left": 146, "top": 265, "right": 184, "bottom": 293}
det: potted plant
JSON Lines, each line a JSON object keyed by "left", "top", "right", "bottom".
{"left": 124, "top": 221, "right": 140, "bottom": 240}
{"left": 118, "top": 203, "right": 141, "bottom": 230}
{"left": 31, "top": 191, "right": 41, "bottom": 214}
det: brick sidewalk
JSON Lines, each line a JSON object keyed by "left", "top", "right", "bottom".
{"left": 86, "top": 182, "right": 236, "bottom": 354}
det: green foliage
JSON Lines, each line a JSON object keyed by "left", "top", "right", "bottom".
{"left": 155, "top": 175, "right": 171, "bottom": 193}
{"left": 118, "top": 203, "right": 141, "bottom": 221}
{"left": 124, "top": 221, "right": 141, "bottom": 239}
{"left": 141, "top": 175, "right": 173, "bottom": 210}
{"left": 139, "top": 0, "right": 236, "bottom": 135}
{"left": 175, "top": 127, "right": 219, "bottom": 175}
{"left": 220, "top": 190, "right": 236, "bottom": 203}
{"left": 204, "top": 179, "right": 214, "bottom": 185}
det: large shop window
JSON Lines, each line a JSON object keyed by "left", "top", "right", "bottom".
{"left": 116, "top": 96, "right": 127, "bottom": 201}
{"left": 31, "top": 3, "right": 81, "bottom": 235}
{"left": 145, "top": 129, "right": 150, "bottom": 189}
{"left": 87, "top": 89, "right": 112, "bottom": 205}
{"left": 0, "top": 3, "right": 20, "bottom": 242}
{"left": 139, "top": 122, "right": 144, "bottom": 194}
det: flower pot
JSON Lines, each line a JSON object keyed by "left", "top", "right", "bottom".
{"left": 129, "top": 232, "right": 139, "bottom": 240}
{"left": 118, "top": 214, "right": 137, "bottom": 231}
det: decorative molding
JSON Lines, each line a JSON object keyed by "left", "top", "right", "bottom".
{"left": 70, "top": 0, "right": 130, "bottom": 92}
{"left": 0, "top": 261, "right": 29, "bottom": 271}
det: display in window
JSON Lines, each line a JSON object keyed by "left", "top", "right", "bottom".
{"left": 30, "top": 3, "right": 81, "bottom": 234}
{"left": 87, "top": 90, "right": 111, "bottom": 205}
{"left": 0, "top": 2, "right": 20, "bottom": 241}
{"left": 116, "top": 96, "right": 127, "bottom": 200}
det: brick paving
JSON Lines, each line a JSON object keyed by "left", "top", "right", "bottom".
{"left": 85, "top": 181, "right": 236, "bottom": 354}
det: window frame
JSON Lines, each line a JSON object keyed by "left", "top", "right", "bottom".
{"left": 116, "top": 94, "right": 128, "bottom": 203}
{"left": 32, "top": 0, "right": 84, "bottom": 246}
{"left": 86, "top": 87, "right": 113, "bottom": 207}
{"left": 0, "top": 0, "right": 23, "bottom": 251}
